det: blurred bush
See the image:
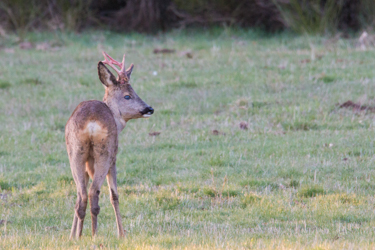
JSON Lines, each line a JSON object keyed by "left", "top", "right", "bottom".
{"left": 0, "top": 0, "right": 374, "bottom": 34}
{"left": 277, "top": 0, "right": 364, "bottom": 34}
{"left": 0, "top": 0, "right": 96, "bottom": 35}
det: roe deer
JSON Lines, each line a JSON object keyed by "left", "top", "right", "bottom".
{"left": 65, "top": 52, "right": 154, "bottom": 239}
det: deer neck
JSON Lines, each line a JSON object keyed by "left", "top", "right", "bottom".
{"left": 103, "top": 98, "right": 126, "bottom": 134}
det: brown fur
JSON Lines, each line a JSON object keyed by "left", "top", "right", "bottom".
{"left": 65, "top": 60, "right": 153, "bottom": 239}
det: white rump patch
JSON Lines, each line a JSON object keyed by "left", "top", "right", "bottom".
{"left": 86, "top": 121, "right": 103, "bottom": 136}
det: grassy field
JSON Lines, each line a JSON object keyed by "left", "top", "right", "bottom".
{"left": 1, "top": 29, "right": 375, "bottom": 249}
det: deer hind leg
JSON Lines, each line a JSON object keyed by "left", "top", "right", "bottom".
{"left": 107, "top": 165, "right": 125, "bottom": 238}
{"left": 75, "top": 172, "right": 90, "bottom": 238}
{"left": 88, "top": 155, "right": 109, "bottom": 237}
{"left": 70, "top": 174, "right": 89, "bottom": 239}
{"left": 69, "top": 155, "right": 90, "bottom": 239}
{"left": 70, "top": 207, "right": 78, "bottom": 240}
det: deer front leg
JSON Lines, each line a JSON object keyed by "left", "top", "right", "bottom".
{"left": 107, "top": 166, "right": 125, "bottom": 238}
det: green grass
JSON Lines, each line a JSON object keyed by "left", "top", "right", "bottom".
{"left": 1, "top": 29, "right": 375, "bottom": 249}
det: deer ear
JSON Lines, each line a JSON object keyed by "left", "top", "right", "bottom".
{"left": 126, "top": 64, "right": 134, "bottom": 78}
{"left": 98, "top": 62, "right": 117, "bottom": 87}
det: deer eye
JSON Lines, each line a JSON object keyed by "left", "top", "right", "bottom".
{"left": 124, "top": 95, "right": 131, "bottom": 100}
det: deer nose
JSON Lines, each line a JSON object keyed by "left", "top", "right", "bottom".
{"left": 141, "top": 106, "right": 154, "bottom": 115}
{"left": 148, "top": 107, "right": 154, "bottom": 114}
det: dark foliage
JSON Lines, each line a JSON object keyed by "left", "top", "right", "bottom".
{"left": 0, "top": 0, "right": 373, "bottom": 34}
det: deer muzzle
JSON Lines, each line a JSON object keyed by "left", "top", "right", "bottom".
{"left": 140, "top": 106, "right": 154, "bottom": 118}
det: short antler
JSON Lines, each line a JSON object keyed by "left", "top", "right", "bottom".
{"left": 102, "top": 51, "right": 133, "bottom": 82}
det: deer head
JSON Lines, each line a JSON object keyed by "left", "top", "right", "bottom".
{"left": 98, "top": 51, "right": 154, "bottom": 124}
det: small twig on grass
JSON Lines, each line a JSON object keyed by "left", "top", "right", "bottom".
{"left": 339, "top": 100, "right": 375, "bottom": 112}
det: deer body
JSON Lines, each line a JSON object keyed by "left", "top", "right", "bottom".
{"left": 65, "top": 52, "right": 153, "bottom": 239}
